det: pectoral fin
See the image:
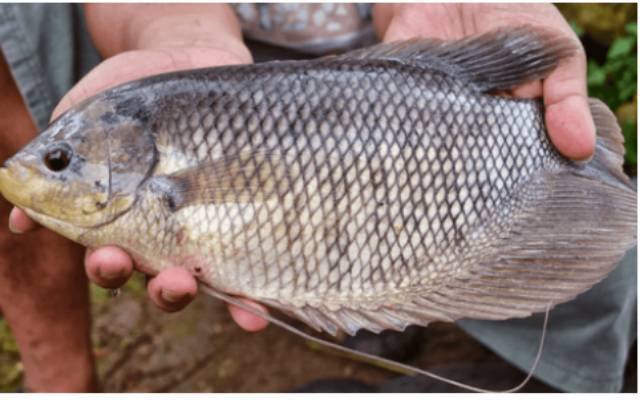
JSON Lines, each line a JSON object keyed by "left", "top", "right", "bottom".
{"left": 164, "top": 152, "right": 287, "bottom": 210}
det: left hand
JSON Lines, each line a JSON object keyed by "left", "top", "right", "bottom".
{"left": 8, "top": 4, "right": 268, "bottom": 331}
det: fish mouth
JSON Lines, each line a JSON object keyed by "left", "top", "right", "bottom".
{"left": 0, "top": 164, "right": 35, "bottom": 210}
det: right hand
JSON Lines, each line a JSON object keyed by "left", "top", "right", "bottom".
{"left": 373, "top": 3, "right": 596, "bottom": 161}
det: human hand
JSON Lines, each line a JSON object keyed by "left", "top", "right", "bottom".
{"left": 8, "top": 4, "right": 268, "bottom": 331}
{"left": 373, "top": 3, "right": 596, "bottom": 161}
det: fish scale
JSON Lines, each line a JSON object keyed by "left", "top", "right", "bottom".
{"left": 124, "top": 57, "right": 559, "bottom": 305}
{"left": 0, "top": 27, "right": 635, "bottom": 336}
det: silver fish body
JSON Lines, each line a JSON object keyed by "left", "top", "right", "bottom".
{"left": 1, "top": 28, "right": 636, "bottom": 335}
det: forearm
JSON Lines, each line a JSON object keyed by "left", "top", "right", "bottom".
{"left": 83, "top": 4, "right": 251, "bottom": 63}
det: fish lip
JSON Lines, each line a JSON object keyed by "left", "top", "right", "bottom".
{"left": 0, "top": 163, "right": 40, "bottom": 212}
{"left": 0, "top": 159, "right": 138, "bottom": 230}
{"left": 0, "top": 166, "right": 22, "bottom": 207}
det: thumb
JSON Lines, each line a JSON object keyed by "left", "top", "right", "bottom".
{"left": 543, "top": 45, "right": 596, "bottom": 161}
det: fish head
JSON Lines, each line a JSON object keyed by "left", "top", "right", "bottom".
{"left": 0, "top": 94, "right": 156, "bottom": 241}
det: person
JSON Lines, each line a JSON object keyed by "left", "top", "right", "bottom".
{"left": 0, "top": 4, "right": 263, "bottom": 392}
{"left": 0, "top": 4, "right": 99, "bottom": 391}
{"left": 1, "top": 3, "right": 634, "bottom": 392}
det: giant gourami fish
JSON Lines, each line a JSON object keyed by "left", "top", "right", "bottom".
{"left": 0, "top": 27, "right": 636, "bottom": 336}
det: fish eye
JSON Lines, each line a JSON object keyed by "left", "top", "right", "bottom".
{"left": 43, "top": 143, "right": 73, "bottom": 172}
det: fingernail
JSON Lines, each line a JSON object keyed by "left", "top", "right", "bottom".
{"left": 8, "top": 210, "right": 22, "bottom": 234}
{"left": 98, "top": 266, "right": 124, "bottom": 281}
{"left": 161, "top": 289, "right": 183, "bottom": 304}
{"left": 8, "top": 221, "right": 21, "bottom": 234}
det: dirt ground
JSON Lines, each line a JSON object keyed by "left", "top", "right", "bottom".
{"left": 90, "top": 276, "right": 467, "bottom": 392}
{"left": 0, "top": 273, "right": 637, "bottom": 393}
{"left": 88, "top": 275, "right": 501, "bottom": 392}
{"left": 84, "top": 275, "right": 634, "bottom": 393}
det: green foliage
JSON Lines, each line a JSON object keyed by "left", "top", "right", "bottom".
{"left": 89, "top": 273, "right": 146, "bottom": 304}
{"left": 625, "top": 22, "right": 637, "bottom": 36}
{"left": 586, "top": 22, "right": 637, "bottom": 168}
{"left": 587, "top": 23, "right": 637, "bottom": 109}
{"left": 622, "top": 120, "right": 637, "bottom": 168}
{"left": 0, "top": 320, "right": 22, "bottom": 392}
{"left": 569, "top": 20, "right": 585, "bottom": 37}
{"left": 0, "top": 320, "right": 17, "bottom": 353}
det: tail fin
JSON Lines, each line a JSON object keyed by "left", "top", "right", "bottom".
{"left": 382, "top": 98, "right": 637, "bottom": 325}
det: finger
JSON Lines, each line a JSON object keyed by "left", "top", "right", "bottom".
{"left": 543, "top": 51, "right": 596, "bottom": 161}
{"left": 511, "top": 80, "right": 543, "bottom": 99}
{"left": 228, "top": 299, "right": 269, "bottom": 332}
{"left": 84, "top": 246, "right": 134, "bottom": 289}
{"left": 381, "top": 15, "right": 418, "bottom": 42}
{"left": 380, "top": 5, "right": 464, "bottom": 42}
{"left": 372, "top": 4, "right": 395, "bottom": 39}
{"left": 8, "top": 207, "right": 40, "bottom": 234}
{"left": 147, "top": 267, "right": 197, "bottom": 313}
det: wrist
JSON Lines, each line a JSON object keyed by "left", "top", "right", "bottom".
{"left": 132, "top": 12, "right": 252, "bottom": 65}
{"left": 85, "top": 4, "right": 252, "bottom": 64}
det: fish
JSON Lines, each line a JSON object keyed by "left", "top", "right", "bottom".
{"left": 0, "top": 27, "right": 635, "bottom": 337}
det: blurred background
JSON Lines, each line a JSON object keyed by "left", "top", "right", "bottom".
{"left": 0, "top": 2, "right": 637, "bottom": 392}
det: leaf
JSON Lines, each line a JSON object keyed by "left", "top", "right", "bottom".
{"left": 625, "top": 22, "right": 637, "bottom": 36}
{"left": 622, "top": 119, "right": 637, "bottom": 168}
{"left": 619, "top": 85, "right": 636, "bottom": 104}
{"left": 569, "top": 21, "right": 584, "bottom": 37}
{"left": 0, "top": 321, "right": 18, "bottom": 353}
{"left": 608, "top": 36, "right": 636, "bottom": 60}
{"left": 587, "top": 61, "right": 608, "bottom": 89}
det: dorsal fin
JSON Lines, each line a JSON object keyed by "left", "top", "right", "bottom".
{"left": 337, "top": 26, "right": 578, "bottom": 92}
